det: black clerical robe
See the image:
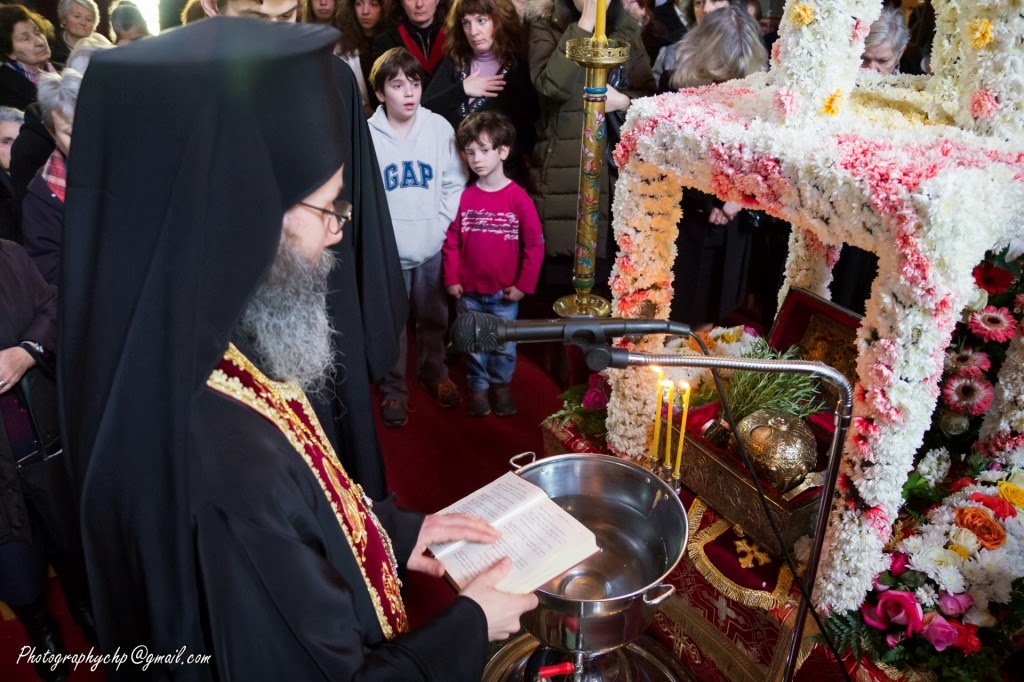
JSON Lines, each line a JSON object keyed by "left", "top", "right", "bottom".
{"left": 187, "top": 345, "right": 489, "bottom": 681}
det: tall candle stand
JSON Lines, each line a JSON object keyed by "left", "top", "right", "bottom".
{"left": 552, "top": 11, "right": 629, "bottom": 319}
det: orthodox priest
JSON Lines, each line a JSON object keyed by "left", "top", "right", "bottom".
{"left": 59, "top": 18, "right": 535, "bottom": 680}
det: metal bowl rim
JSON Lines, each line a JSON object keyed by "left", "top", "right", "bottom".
{"left": 514, "top": 453, "right": 689, "bottom": 603}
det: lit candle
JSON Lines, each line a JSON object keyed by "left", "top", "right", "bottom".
{"left": 649, "top": 377, "right": 664, "bottom": 462}
{"left": 662, "top": 382, "right": 674, "bottom": 469}
{"left": 673, "top": 382, "right": 692, "bottom": 478}
{"left": 594, "top": 0, "right": 607, "bottom": 42}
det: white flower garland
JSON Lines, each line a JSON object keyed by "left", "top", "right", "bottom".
{"left": 608, "top": 11, "right": 1024, "bottom": 611}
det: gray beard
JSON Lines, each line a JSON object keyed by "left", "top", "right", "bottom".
{"left": 234, "top": 243, "right": 337, "bottom": 393}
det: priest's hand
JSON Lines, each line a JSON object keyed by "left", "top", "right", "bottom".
{"left": 407, "top": 513, "right": 500, "bottom": 576}
{"left": 461, "top": 558, "right": 539, "bottom": 641}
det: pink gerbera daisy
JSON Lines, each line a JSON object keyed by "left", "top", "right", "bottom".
{"left": 944, "top": 346, "right": 992, "bottom": 377}
{"left": 968, "top": 306, "right": 1017, "bottom": 343}
{"left": 941, "top": 374, "right": 994, "bottom": 416}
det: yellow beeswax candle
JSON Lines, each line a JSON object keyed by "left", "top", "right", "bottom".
{"left": 662, "top": 382, "right": 674, "bottom": 469}
{"left": 673, "top": 382, "right": 691, "bottom": 478}
{"left": 594, "top": 0, "right": 607, "bottom": 41}
{"left": 649, "top": 378, "right": 665, "bottom": 462}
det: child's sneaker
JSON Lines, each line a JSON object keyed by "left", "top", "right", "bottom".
{"left": 467, "top": 390, "right": 490, "bottom": 417}
{"left": 490, "top": 384, "right": 517, "bottom": 417}
{"left": 427, "top": 378, "right": 461, "bottom": 408}
{"left": 380, "top": 397, "right": 408, "bottom": 427}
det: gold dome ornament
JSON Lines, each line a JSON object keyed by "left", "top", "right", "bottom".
{"left": 734, "top": 409, "right": 818, "bottom": 494}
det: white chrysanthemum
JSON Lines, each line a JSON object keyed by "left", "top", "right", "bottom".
{"left": 917, "top": 447, "right": 951, "bottom": 487}
{"left": 915, "top": 584, "right": 939, "bottom": 608}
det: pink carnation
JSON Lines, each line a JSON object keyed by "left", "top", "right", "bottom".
{"left": 851, "top": 19, "right": 869, "bottom": 43}
{"left": 970, "top": 89, "right": 999, "bottom": 119}
{"left": 773, "top": 87, "right": 798, "bottom": 117}
{"left": 864, "top": 505, "right": 891, "bottom": 541}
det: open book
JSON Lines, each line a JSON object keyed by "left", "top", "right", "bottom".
{"left": 428, "top": 471, "right": 600, "bottom": 594}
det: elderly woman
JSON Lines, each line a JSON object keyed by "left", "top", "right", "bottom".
{"left": 665, "top": 5, "right": 766, "bottom": 327}
{"left": 0, "top": 5, "right": 57, "bottom": 110}
{"left": 109, "top": 0, "right": 152, "bottom": 44}
{"left": 51, "top": 0, "right": 110, "bottom": 64}
{"left": 21, "top": 68, "right": 80, "bottom": 287}
{"left": 860, "top": 6, "right": 910, "bottom": 74}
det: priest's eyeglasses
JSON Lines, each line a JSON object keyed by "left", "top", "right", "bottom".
{"left": 299, "top": 199, "right": 353, "bottom": 234}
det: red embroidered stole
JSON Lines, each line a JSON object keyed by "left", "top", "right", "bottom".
{"left": 397, "top": 24, "right": 446, "bottom": 74}
{"left": 206, "top": 344, "right": 408, "bottom": 638}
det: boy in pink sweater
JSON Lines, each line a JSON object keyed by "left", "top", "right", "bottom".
{"left": 443, "top": 111, "right": 544, "bottom": 417}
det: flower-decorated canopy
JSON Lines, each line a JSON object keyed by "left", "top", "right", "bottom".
{"left": 607, "top": 0, "right": 1024, "bottom": 613}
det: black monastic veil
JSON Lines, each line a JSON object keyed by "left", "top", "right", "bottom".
{"left": 59, "top": 18, "right": 488, "bottom": 681}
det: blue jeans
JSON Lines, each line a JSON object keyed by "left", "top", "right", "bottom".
{"left": 457, "top": 292, "right": 518, "bottom": 392}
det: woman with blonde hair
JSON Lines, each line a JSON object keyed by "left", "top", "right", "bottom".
{"left": 666, "top": 1, "right": 765, "bottom": 89}
{"left": 666, "top": 5, "right": 767, "bottom": 327}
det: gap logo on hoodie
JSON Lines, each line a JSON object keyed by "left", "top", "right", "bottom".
{"left": 383, "top": 161, "right": 434, "bottom": 190}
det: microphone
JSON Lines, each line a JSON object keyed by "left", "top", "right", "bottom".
{"left": 450, "top": 312, "right": 691, "bottom": 354}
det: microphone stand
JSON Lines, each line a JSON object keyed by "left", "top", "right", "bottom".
{"left": 576, "top": 341, "right": 853, "bottom": 681}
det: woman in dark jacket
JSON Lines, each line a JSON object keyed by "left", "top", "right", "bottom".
{"left": 526, "top": 0, "right": 653, "bottom": 272}
{"left": 371, "top": 0, "right": 450, "bottom": 88}
{"left": 423, "top": 0, "right": 537, "bottom": 186}
{"left": 0, "top": 5, "right": 58, "bottom": 111}
{"left": 0, "top": 239, "right": 69, "bottom": 681}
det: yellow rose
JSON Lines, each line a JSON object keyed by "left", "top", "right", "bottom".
{"left": 967, "top": 18, "right": 994, "bottom": 50}
{"left": 791, "top": 4, "right": 815, "bottom": 28}
{"left": 998, "top": 481, "right": 1024, "bottom": 509}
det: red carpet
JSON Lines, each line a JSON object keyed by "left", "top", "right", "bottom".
{"left": 376, "top": 345, "right": 565, "bottom": 628}
{"left": 0, "top": 345, "right": 564, "bottom": 678}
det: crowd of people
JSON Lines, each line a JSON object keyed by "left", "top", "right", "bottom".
{"left": 0, "top": 0, "right": 931, "bottom": 680}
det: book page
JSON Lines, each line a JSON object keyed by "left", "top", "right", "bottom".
{"left": 438, "top": 497, "right": 599, "bottom": 594}
{"left": 428, "top": 472, "right": 547, "bottom": 558}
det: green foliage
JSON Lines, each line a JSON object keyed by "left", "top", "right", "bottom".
{"left": 704, "top": 339, "right": 824, "bottom": 445}
{"left": 545, "top": 385, "right": 607, "bottom": 437}
{"left": 903, "top": 471, "right": 947, "bottom": 507}
{"left": 816, "top": 610, "right": 888, "bottom": 663}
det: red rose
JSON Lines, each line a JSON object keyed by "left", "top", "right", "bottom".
{"left": 948, "top": 477, "right": 977, "bottom": 493}
{"left": 973, "top": 262, "right": 1016, "bottom": 295}
{"left": 971, "top": 492, "right": 1017, "bottom": 519}
{"left": 950, "top": 620, "right": 982, "bottom": 655}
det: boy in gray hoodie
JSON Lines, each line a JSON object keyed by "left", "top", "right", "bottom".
{"left": 368, "top": 48, "right": 468, "bottom": 427}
